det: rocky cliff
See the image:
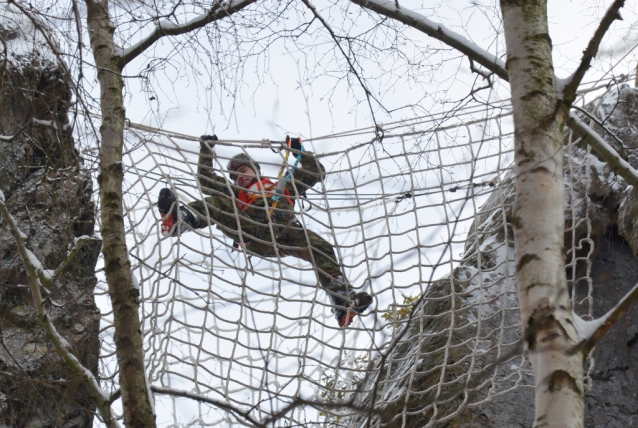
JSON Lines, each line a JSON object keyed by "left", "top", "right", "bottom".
{"left": 0, "top": 7, "right": 101, "bottom": 427}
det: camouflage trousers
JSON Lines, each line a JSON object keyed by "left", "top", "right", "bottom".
{"left": 187, "top": 196, "right": 344, "bottom": 293}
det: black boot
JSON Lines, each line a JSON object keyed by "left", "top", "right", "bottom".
{"left": 157, "top": 188, "right": 198, "bottom": 236}
{"left": 328, "top": 276, "right": 372, "bottom": 327}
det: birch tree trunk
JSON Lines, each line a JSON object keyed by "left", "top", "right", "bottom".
{"left": 500, "top": 1, "right": 584, "bottom": 426}
{"left": 84, "top": 1, "right": 156, "bottom": 426}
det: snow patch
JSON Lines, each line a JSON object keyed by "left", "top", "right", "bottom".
{"left": 555, "top": 75, "right": 572, "bottom": 98}
{"left": 1, "top": 3, "right": 58, "bottom": 67}
{"left": 25, "top": 249, "right": 43, "bottom": 272}
{"left": 571, "top": 312, "right": 604, "bottom": 341}
{"left": 32, "top": 118, "right": 58, "bottom": 130}
{"left": 131, "top": 274, "right": 140, "bottom": 290}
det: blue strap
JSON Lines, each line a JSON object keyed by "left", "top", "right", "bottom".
{"left": 272, "top": 146, "right": 304, "bottom": 202}
{"left": 285, "top": 147, "right": 305, "bottom": 180}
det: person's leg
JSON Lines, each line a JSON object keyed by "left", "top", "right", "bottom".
{"left": 158, "top": 187, "right": 266, "bottom": 248}
{"left": 275, "top": 222, "right": 341, "bottom": 288}
{"left": 277, "top": 223, "right": 371, "bottom": 327}
{"left": 157, "top": 188, "right": 202, "bottom": 236}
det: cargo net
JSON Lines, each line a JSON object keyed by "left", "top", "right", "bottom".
{"left": 93, "top": 100, "right": 598, "bottom": 426}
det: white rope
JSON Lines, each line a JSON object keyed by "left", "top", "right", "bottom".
{"left": 91, "top": 98, "right": 600, "bottom": 427}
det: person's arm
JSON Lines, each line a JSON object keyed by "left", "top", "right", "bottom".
{"left": 284, "top": 138, "right": 325, "bottom": 196}
{"left": 197, "top": 135, "right": 231, "bottom": 196}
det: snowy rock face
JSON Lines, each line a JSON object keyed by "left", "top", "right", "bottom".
{"left": 581, "top": 85, "right": 638, "bottom": 428}
{"left": 595, "top": 87, "right": 638, "bottom": 258}
{"left": 0, "top": 5, "right": 101, "bottom": 426}
{"left": 346, "top": 86, "right": 638, "bottom": 428}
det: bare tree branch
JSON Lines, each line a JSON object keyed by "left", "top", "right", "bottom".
{"left": 347, "top": 0, "right": 637, "bottom": 201}
{"left": 560, "top": 0, "right": 626, "bottom": 105}
{"left": 119, "top": 0, "right": 258, "bottom": 67}
{"left": 572, "top": 282, "right": 638, "bottom": 354}
{"left": 347, "top": 0, "right": 508, "bottom": 81}
{"left": 151, "top": 386, "right": 381, "bottom": 428}
{"left": 0, "top": 120, "right": 29, "bottom": 142}
{"left": 71, "top": 0, "right": 85, "bottom": 81}
{"left": 151, "top": 386, "right": 262, "bottom": 426}
{"left": 572, "top": 105, "right": 627, "bottom": 150}
{"left": 0, "top": 193, "right": 119, "bottom": 428}
{"left": 300, "top": 0, "right": 387, "bottom": 123}
{"left": 567, "top": 111, "right": 638, "bottom": 188}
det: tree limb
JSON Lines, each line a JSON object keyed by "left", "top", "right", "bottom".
{"left": 351, "top": 0, "right": 638, "bottom": 193}
{"left": 347, "top": 0, "right": 508, "bottom": 81}
{"left": 119, "top": 0, "right": 258, "bottom": 66}
{"left": 0, "top": 192, "right": 119, "bottom": 428}
{"left": 572, "top": 282, "right": 638, "bottom": 354}
{"left": 572, "top": 105, "right": 626, "bottom": 150}
{"left": 53, "top": 235, "right": 92, "bottom": 278}
{"left": 300, "top": 0, "right": 386, "bottom": 122}
{"left": 560, "top": 0, "right": 626, "bottom": 105}
{"left": 0, "top": 120, "right": 29, "bottom": 142}
{"left": 567, "top": 111, "right": 638, "bottom": 188}
{"left": 152, "top": 386, "right": 380, "bottom": 428}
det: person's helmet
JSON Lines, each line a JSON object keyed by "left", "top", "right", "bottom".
{"left": 226, "top": 153, "right": 261, "bottom": 181}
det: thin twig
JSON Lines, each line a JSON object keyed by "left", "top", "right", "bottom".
{"left": 151, "top": 386, "right": 380, "bottom": 428}
{"left": 571, "top": 105, "right": 625, "bottom": 150}
{"left": 561, "top": 0, "right": 626, "bottom": 104}
{"left": 348, "top": 0, "right": 508, "bottom": 80}
{"left": 119, "top": 0, "right": 258, "bottom": 66}
{"left": 300, "top": 0, "right": 387, "bottom": 138}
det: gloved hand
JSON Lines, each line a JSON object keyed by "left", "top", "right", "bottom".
{"left": 286, "top": 135, "right": 302, "bottom": 151}
{"left": 200, "top": 135, "right": 218, "bottom": 154}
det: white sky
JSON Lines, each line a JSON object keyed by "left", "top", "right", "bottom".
{"left": 117, "top": 1, "right": 638, "bottom": 145}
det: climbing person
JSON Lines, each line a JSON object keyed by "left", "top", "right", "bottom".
{"left": 157, "top": 135, "right": 372, "bottom": 327}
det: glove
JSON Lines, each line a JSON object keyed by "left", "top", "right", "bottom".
{"left": 286, "top": 135, "right": 302, "bottom": 151}
{"left": 200, "top": 134, "right": 217, "bottom": 151}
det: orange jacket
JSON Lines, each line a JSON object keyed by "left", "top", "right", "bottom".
{"left": 236, "top": 178, "right": 294, "bottom": 212}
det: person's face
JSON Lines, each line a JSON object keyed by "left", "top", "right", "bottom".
{"left": 234, "top": 165, "right": 256, "bottom": 188}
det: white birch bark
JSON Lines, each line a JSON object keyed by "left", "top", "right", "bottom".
{"left": 500, "top": 1, "right": 583, "bottom": 427}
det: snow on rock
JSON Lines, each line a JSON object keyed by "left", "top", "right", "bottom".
{"left": 0, "top": 5, "right": 100, "bottom": 423}
{"left": 590, "top": 86, "right": 638, "bottom": 256}
{"left": 0, "top": 3, "right": 58, "bottom": 68}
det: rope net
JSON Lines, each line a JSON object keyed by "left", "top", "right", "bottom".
{"left": 92, "top": 99, "right": 600, "bottom": 426}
